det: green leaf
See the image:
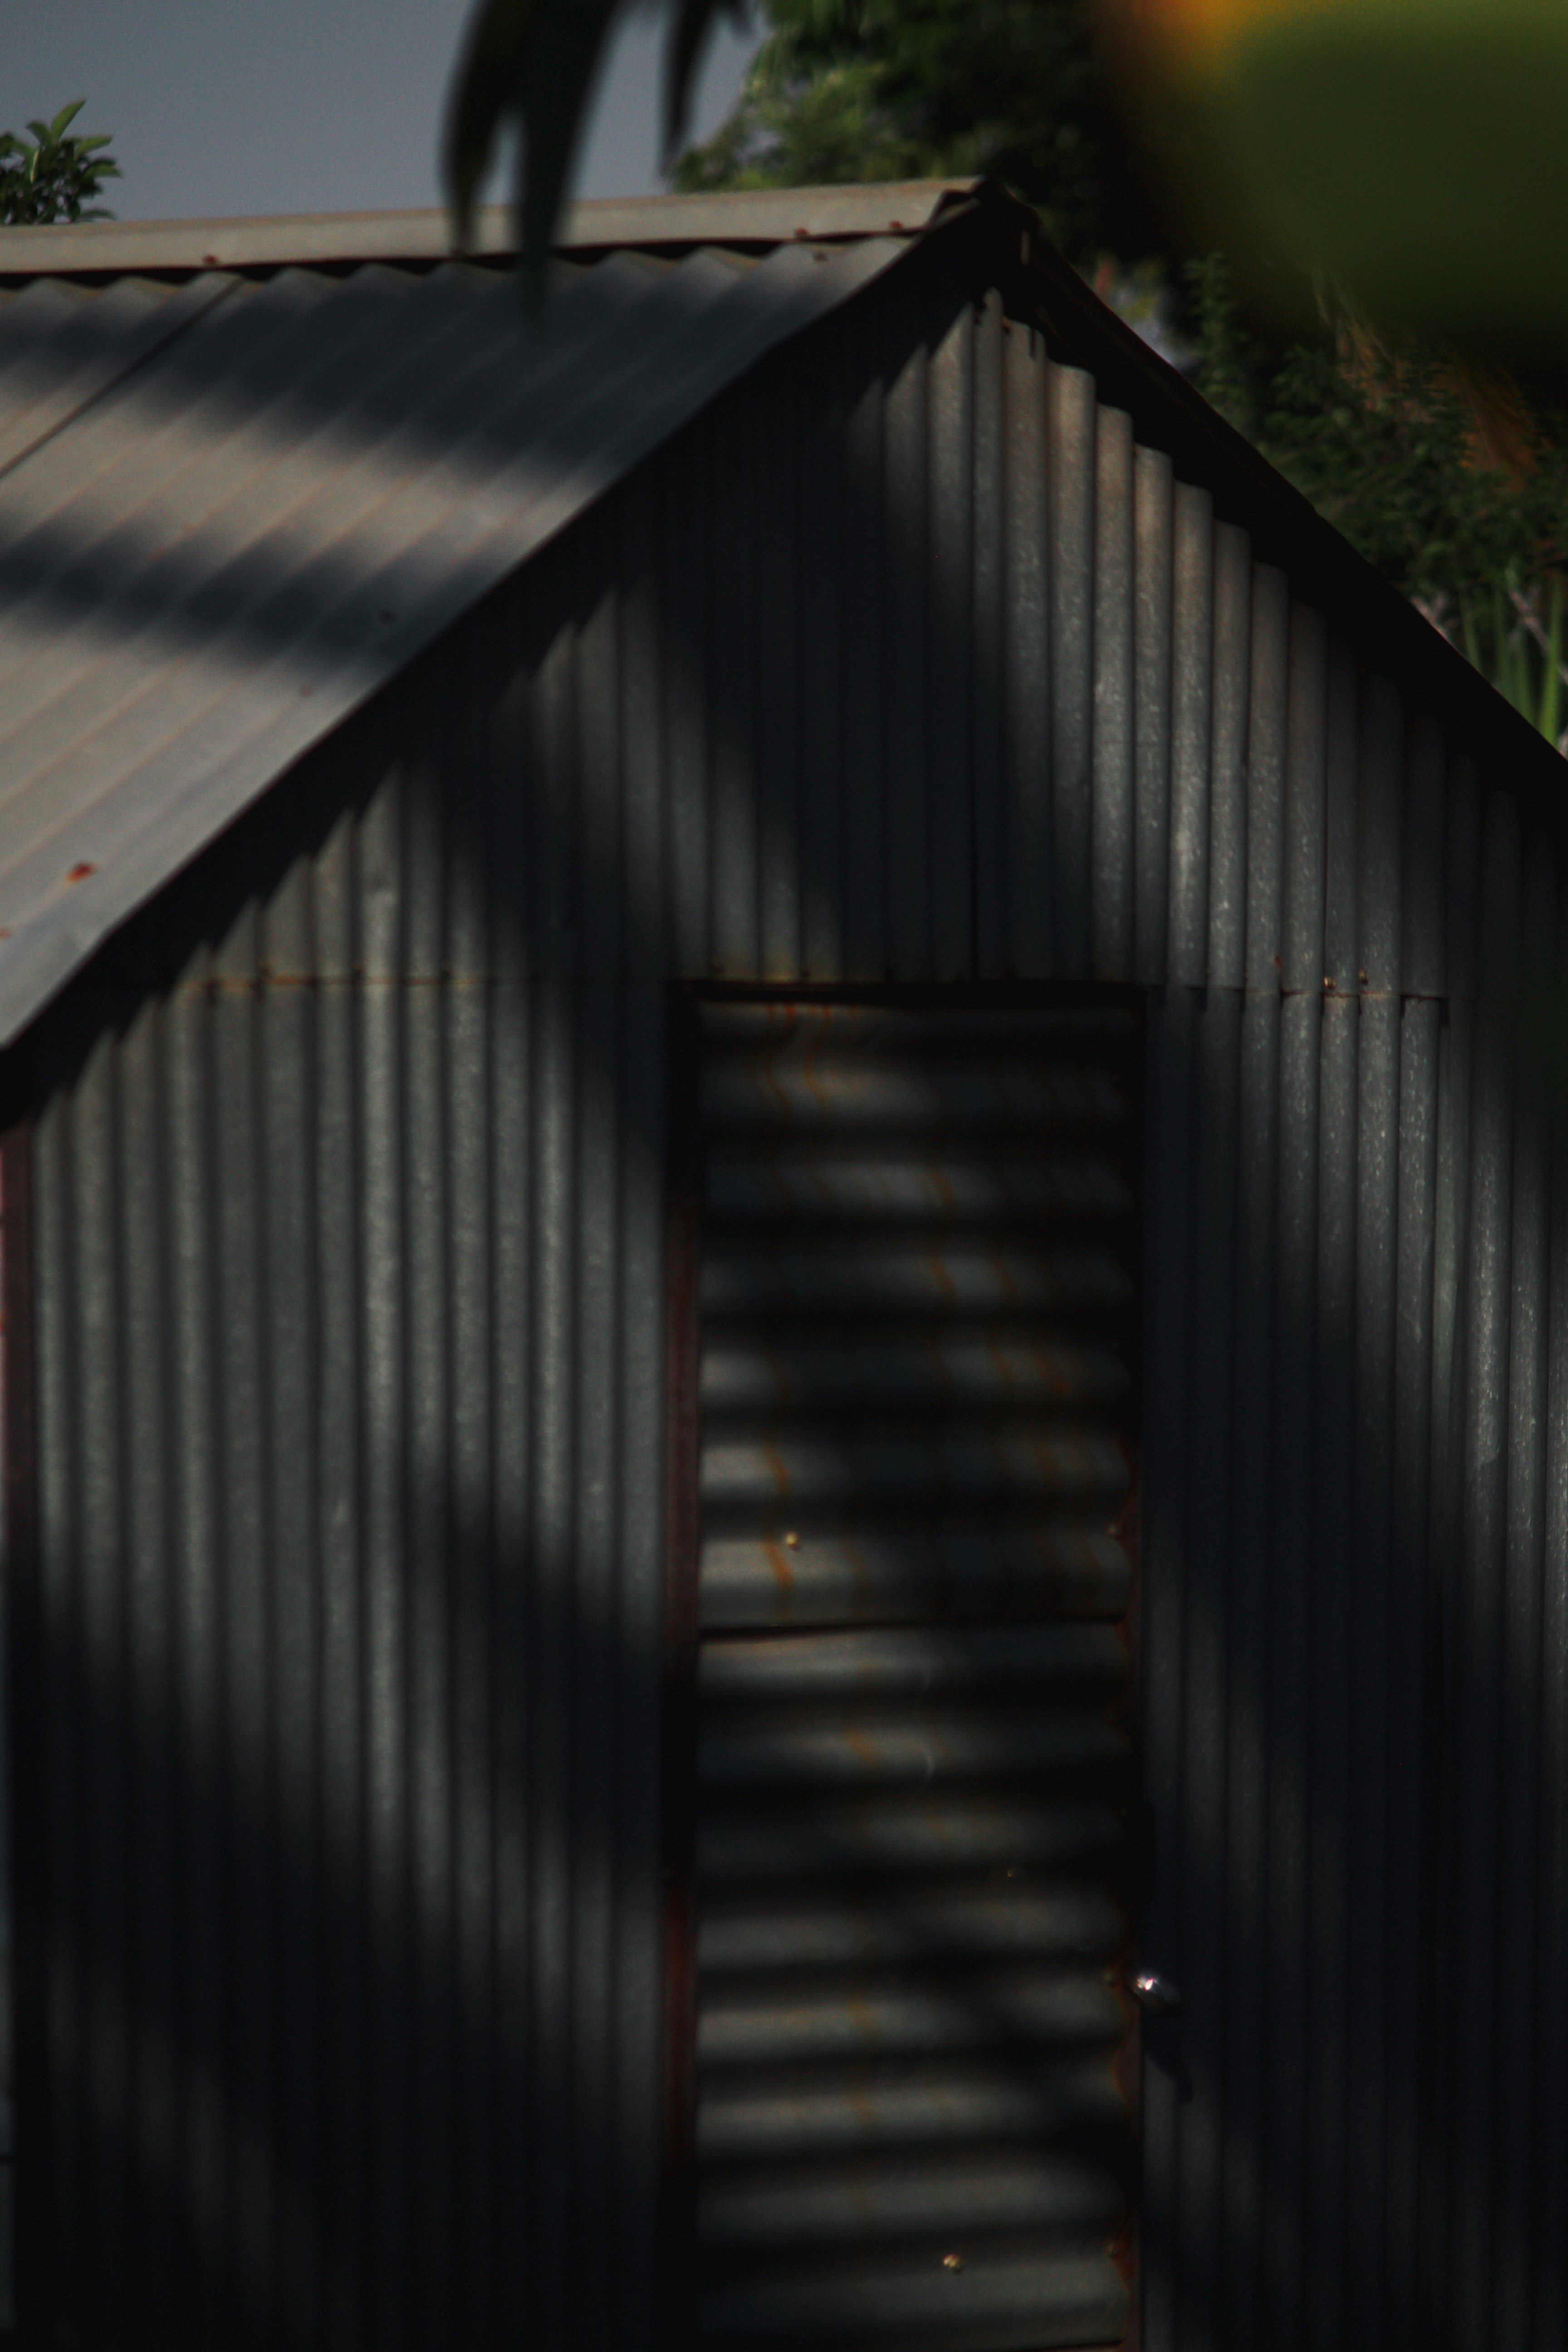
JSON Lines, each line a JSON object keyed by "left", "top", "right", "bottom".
{"left": 0, "top": 98, "right": 118, "bottom": 224}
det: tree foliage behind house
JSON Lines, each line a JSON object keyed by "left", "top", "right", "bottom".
{"left": 678, "top": 0, "right": 1568, "bottom": 746}
{"left": 672, "top": 0, "right": 1157, "bottom": 269}
{"left": 1186, "top": 253, "right": 1568, "bottom": 745}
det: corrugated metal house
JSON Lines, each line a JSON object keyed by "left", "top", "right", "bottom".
{"left": 0, "top": 177, "right": 1563, "bottom": 2352}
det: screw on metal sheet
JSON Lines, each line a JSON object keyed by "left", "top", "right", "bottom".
{"left": 1323, "top": 975, "right": 1335, "bottom": 991}
{"left": 1129, "top": 1970, "right": 1183, "bottom": 2017}
{"left": 941, "top": 2254, "right": 965, "bottom": 2272}
{"left": 783, "top": 1531, "right": 800, "bottom": 1549}
{"left": 1358, "top": 970, "right": 1368, "bottom": 985}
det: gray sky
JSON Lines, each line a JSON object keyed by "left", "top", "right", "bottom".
{"left": 6, "top": 0, "right": 760, "bottom": 220}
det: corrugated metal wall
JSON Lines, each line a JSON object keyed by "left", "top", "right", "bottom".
{"left": 19, "top": 741, "right": 672, "bottom": 2347}
{"left": 9, "top": 216, "right": 1568, "bottom": 2348}
{"left": 688, "top": 1002, "right": 1140, "bottom": 2351}
{"left": 1137, "top": 740, "right": 1568, "bottom": 2352}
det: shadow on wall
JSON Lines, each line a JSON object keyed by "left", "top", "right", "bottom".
{"left": 9, "top": 235, "right": 1566, "bottom": 2352}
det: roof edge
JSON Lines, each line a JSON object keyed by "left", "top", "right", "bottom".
{"left": 0, "top": 225, "right": 927, "bottom": 1048}
{"left": 954, "top": 183, "right": 1568, "bottom": 821}
{"left": 0, "top": 181, "right": 981, "bottom": 280}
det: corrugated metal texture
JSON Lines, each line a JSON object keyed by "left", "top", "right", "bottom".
{"left": 689, "top": 1003, "right": 1139, "bottom": 2352}
{"left": 0, "top": 182, "right": 980, "bottom": 279}
{"left": 391, "top": 243, "right": 1220, "bottom": 1004}
{"left": 0, "top": 178, "right": 1558, "bottom": 1029}
{"left": 0, "top": 273, "right": 225, "bottom": 477}
{"left": 6, "top": 184, "right": 1568, "bottom": 2352}
{"left": 21, "top": 719, "right": 671, "bottom": 2347}
{"left": 1133, "top": 693, "right": 1568, "bottom": 2352}
{"left": 0, "top": 225, "right": 912, "bottom": 1045}
{"left": 742, "top": 273, "right": 1568, "bottom": 2351}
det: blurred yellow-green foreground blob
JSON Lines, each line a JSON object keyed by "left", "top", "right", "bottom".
{"left": 1104, "top": 0, "right": 1568, "bottom": 368}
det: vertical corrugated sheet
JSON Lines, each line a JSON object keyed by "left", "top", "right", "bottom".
{"left": 1134, "top": 691, "right": 1568, "bottom": 2352}
{"left": 691, "top": 1002, "right": 1138, "bottom": 2352}
{"left": 9, "top": 222, "right": 1568, "bottom": 2351}
{"left": 24, "top": 668, "right": 668, "bottom": 2348}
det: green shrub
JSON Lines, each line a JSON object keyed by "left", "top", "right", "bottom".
{"left": 0, "top": 101, "right": 118, "bottom": 227}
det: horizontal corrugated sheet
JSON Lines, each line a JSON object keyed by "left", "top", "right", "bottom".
{"left": 0, "top": 182, "right": 979, "bottom": 278}
{"left": 688, "top": 1004, "right": 1138, "bottom": 2352}
{"left": 8, "top": 184, "right": 1568, "bottom": 2352}
{"left": 0, "top": 221, "right": 912, "bottom": 1045}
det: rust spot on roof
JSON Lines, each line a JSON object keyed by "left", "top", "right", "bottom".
{"left": 65, "top": 862, "right": 95, "bottom": 884}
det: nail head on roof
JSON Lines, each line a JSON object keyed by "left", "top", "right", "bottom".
{"left": 66, "top": 862, "right": 95, "bottom": 884}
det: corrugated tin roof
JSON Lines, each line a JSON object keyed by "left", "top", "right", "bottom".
{"left": 0, "top": 181, "right": 981, "bottom": 279}
{"left": 0, "top": 197, "right": 947, "bottom": 1044}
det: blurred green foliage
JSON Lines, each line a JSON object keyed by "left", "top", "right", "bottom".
{"left": 677, "top": 0, "right": 1568, "bottom": 751}
{"left": 0, "top": 101, "right": 118, "bottom": 227}
{"left": 1192, "top": 7, "right": 1568, "bottom": 376}
{"left": 1190, "top": 255, "right": 1568, "bottom": 749}
{"left": 673, "top": 0, "right": 1159, "bottom": 266}
{"left": 446, "top": 0, "right": 749, "bottom": 287}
